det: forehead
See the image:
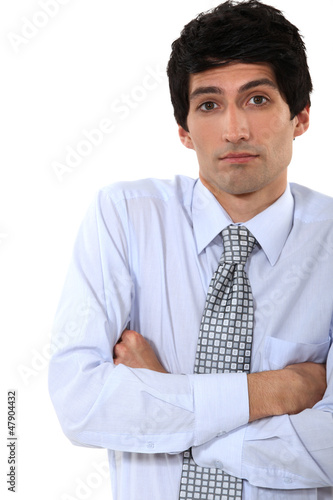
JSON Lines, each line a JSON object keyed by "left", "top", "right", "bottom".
{"left": 189, "top": 62, "right": 279, "bottom": 95}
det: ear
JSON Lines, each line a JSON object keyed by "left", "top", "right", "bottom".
{"left": 178, "top": 125, "right": 195, "bottom": 150}
{"left": 294, "top": 104, "right": 310, "bottom": 138}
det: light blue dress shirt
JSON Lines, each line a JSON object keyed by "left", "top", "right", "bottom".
{"left": 49, "top": 176, "right": 333, "bottom": 500}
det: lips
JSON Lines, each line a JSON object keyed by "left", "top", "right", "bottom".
{"left": 220, "top": 153, "right": 259, "bottom": 164}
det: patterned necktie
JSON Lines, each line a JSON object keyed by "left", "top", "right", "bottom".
{"left": 179, "top": 225, "right": 256, "bottom": 500}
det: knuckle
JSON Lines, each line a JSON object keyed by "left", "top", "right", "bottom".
{"left": 116, "top": 344, "right": 124, "bottom": 354}
{"left": 114, "top": 343, "right": 125, "bottom": 358}
{"left": 123, "top": 329, "right": 140, "bottom": 344}
{"left": 122, "top": 329, "right": 133, "bottom": 339}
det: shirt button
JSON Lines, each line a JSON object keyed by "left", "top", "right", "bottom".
{"left": 284, "top": 477, "right": 293, "bottom": 484}
{"left": 216, "top": 460, "right": 223, "bottom": 469}
{"left": 147, "top": 442, "right": 154, "bottom": 449}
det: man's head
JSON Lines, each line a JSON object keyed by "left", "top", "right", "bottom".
{"left": 167, "top": 0, "right": 312, "bottom": 131}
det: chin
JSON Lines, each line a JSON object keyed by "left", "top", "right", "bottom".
{"left": 220, "top": 182, "right": 262, "bottom": 196}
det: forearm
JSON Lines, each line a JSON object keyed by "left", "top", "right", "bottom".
{"left": 49, "top": 349, "right": 249, "bottom": 453}
{"left": 242, "top": 408, "right": 333, "bottom": 488}
{"left": 192, "top": 361, "right": 332, "bottom": 489}
{"left": 115, "top": 330, "right": 326, "bottom": 425}
{"left": 247, "top": 362, "right": 326, "bottom": 422}
{"left": 193, "top": 407, "right": 333, "bottom": 490}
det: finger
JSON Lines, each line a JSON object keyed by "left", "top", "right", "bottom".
{"left": 113, "top": 342, "right": 122, "bottom": 360}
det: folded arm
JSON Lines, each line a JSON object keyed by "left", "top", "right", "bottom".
{"left": 114, "top": 328, "right": 333, "bottom": 489}
{"left": 114, "top": 329, "right": 326, "bottom": 421}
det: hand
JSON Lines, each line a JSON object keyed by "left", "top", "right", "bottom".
{"left": 113, "top": 329, "right": 168, "bottom": 373}
{"left": 248, "top": 362, "right": 326, "bottom": 422}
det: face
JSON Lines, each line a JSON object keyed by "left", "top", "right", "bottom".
{"left": 179, "top": 63, "right": 309, "bottom": 208}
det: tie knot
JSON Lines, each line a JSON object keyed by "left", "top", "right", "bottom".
{"left": 221, "top": 225, "right": 256, "bottom": 264}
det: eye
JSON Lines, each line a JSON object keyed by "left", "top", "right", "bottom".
{"left": 199, "top": 101, "right": 218, "bottom": 111}
{"left": 249, "top": 95, "right": 268, "bottom": 106}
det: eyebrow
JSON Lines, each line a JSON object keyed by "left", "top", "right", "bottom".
{"left": 239, "top": 78, "right": 278, "bottom": 93}
{"left": 189, "top": 78, "right": 278, "bottom": 101}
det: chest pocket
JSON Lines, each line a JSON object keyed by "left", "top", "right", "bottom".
{"left": 263, "top": 337, "right": 330, "bottom": 371}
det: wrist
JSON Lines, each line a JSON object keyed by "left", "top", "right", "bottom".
{"left": 247, "top": 370, "right": 286, "bottom": 422}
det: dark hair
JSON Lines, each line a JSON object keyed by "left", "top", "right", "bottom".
{"left": 167, "top": 0, "right": 312, "bottom": 131}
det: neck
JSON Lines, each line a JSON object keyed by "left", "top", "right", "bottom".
{"left": 202, "top": 181, "right": 287, "bottom": 222}
{"left": 223, "top": 196, "right": 277, "bottom": 222}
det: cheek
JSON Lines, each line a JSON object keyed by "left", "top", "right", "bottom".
{"left": 269, "top": 134, "right": 294, "bottom": 172}
{"left": 257, "top": 116, "right": 294, "bottom": 157}
{"left": 190, "top": 129, "right": 215, "bottom": 156}
{"left": 258, "top": 114, "right": 290, "bottom": 141}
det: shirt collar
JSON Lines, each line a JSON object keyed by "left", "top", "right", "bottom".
{"left": 192, "top": 179, "right": 294, "bottom": 266}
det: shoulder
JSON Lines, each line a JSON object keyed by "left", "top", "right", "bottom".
{"left": 90, "top": 175, "right": 197, "bottom": 229}
{"left": 290, "top": 183, "right": 333, "bottom": 223}
{"left": 98, "top": 175, "right": 196, "bottom": 206}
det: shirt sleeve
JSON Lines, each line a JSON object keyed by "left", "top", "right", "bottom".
{"left": 48, "top": 188, "right": 249, "bottom": 454}
{"left": 192, "top": 340, "right": 333, "bottom": 489}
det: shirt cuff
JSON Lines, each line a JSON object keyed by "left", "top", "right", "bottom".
{"left": 191, "top": 424, "right": 247, "bottom": 477}
{"left": 187, "top": 372, "right": 249, "bottom": 446}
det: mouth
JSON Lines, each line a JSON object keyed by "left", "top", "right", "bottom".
{"left": 220, "top": 153, "right": 259, "bottom": 164}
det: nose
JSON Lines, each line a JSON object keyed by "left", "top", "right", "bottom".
{"left": 222, "top": 105, "right": 250, "bottom": 143}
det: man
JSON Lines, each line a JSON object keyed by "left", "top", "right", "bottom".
{"left": 49, "top": 1, "right": 333, "bottom": 499}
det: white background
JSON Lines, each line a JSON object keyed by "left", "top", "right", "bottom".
{"left": 1, "top": 1, "right": 332, "bottom": 499}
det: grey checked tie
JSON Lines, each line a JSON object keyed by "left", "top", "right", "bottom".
{"left": 179, "top": 225, "right": 256, "bottom": 500}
